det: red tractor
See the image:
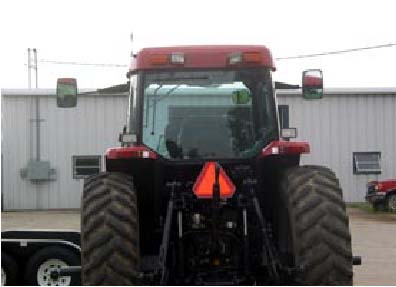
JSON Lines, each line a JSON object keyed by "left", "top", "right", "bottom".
{"left": 57, "top": 45, "right": 356, "bottom": 285}
{"left": 366, "top": 179, "right": 396, "bottom": 212}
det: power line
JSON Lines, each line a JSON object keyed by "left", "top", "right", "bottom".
{"left": 38, "top": 42, "right": 396, "bottom": 67}
{"left": 275, "top": 42, "right": 396, "bottom": 60}
{"left": 39, "top": 59, "right": 127, "bottom": 67}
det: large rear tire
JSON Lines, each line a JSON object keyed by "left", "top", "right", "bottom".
{"left": 81, "top": 172, "right": 140, "bottom": 285}
{"left": 279, "top": 165, "right": 353, "bottom": 285}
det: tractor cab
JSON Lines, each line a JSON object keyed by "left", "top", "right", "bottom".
{"left": 120, "top": 45, "right": 320, "bottom": 160}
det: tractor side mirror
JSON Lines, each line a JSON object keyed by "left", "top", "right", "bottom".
{"left": 57, "top": 78, "right": 77, "bottom": 108}
{"left": 302, "top": 70, "right": 323, "bottom": 99}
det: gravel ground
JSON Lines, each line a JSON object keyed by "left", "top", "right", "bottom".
{"left": 348, "top": 208, "right": 396, "bottom": 285}
{"left": 1, "top": 210, "right": 80, "bottom": 230}
{"left": 2, "top": 208, "right": 395, "bottom": 285}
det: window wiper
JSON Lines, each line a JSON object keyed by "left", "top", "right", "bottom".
{"left": 148, "top": 85, "right": 181, "bottom": 108}
{"left": 156, "top": 85, "right": 180, "bottom": 103}
{"left": 146, "top": 85, "right": 162, "bottom": 128}
{"left": 151, "top": 85, "right": 180, "bottom": 135}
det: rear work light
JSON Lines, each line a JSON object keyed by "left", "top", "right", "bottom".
{"left": 228, "top": 52, "right": 242, "bottom": 65}
{"left": 261, "top": 141, "right": 310, "bottom": 157}
{"left": 193, "top": 162, "right": 236, "bottom": 199}
{"left": 106, "top": 146, "right": 158, "bottom": 160}
{"left": 170, "top": 52, "right": 185, "bottom": 64}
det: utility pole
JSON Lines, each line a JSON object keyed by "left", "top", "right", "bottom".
{"left": 27, "top": 48, "right": 41, "bottom": 161}
{"left": 27, "top": 48, "right": 38, "bottom": 88}
{"left": 33, "top": 48, "right": 38, "bottom": 89}
{"left": 130, "top": 32, "right": 134, "bottom": 56}
{"left": 27, "top": 48, "right": 31, "bottom": 88}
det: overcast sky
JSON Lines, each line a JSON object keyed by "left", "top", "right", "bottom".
{"left": 1, "top": 0, "right": 395, "bottom": 89}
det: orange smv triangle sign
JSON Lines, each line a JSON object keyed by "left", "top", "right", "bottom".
{"left": 193, "top": 162, "right": 236, "bottom": 199}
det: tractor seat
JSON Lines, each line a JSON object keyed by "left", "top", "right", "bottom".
{"left": 178, "top": 116, "right": 233, "bottom": 159}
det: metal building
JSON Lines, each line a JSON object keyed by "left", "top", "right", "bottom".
{"left": 1, "top": 88, "right": 395, "bottom": 209}
{"left": 1, "top": 89, "right": 128, "bottom": 210}
{"left": 277, "top": 88, "right": 396, "bottom": 202}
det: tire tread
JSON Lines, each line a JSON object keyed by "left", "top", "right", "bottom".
{"left": 282, "top": 165, "right": 353, "bottom": 285}
{"left": 81, "top": 172, "right": 140, "bottom": 286}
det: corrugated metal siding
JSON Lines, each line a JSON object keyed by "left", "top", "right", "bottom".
{"left": 278, "top": 92, "right": 396, "bottom": 202}
{"left": 2, "top": 93, "right": 128, "bottom": 210}
{"left": 2, "top": 89, "right": 396, "bottom": 209}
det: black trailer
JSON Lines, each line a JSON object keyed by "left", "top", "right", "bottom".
{"left": 1, "top": 230, "right": 81, "bottom": 286}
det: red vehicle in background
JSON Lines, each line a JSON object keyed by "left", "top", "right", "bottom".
{"left": 366, "top": 179, "right": 396, "bottom": 212}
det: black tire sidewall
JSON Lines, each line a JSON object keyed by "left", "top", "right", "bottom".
{"left": 24, "top": 246, "right": 80, "bottom": 286}
{"left": 1, "top": 252, "right": 18, "bottom": 286}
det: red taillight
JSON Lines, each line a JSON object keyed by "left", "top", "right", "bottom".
{"left": 243, "top": 52, "right": 262, "bottom": 63}
{"left": 150, "top": 54, "right": 169, "bottom": 65}
{"left": 261, "top": 141, "right": 310, "bottom": 157}
{"left": 106, "top": 146, "right": 158, "bottom": 160}
{"left": 193, "top": 162, "right": 235, "bottom": 199}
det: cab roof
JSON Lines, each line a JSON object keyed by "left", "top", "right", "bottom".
{"left": 129, "top": 45, "right": 275, "bottom": 73}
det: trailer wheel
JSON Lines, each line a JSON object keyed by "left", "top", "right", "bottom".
{"left": 81, "top": 172, "right": 141, "bottom": 285}
{"left": 24, "top": 246, "right": 80, "bottom": 286}
{"left": 279, "top": 165, "right": 353, "bottom": 285}
{"left": 1, "top": 252, "right": 18, "bottom": 286}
